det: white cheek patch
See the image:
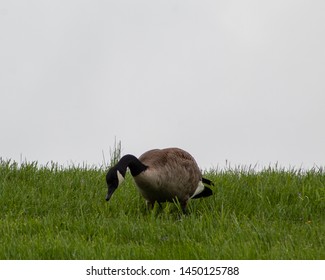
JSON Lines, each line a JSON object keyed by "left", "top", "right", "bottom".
{"left": 190, "top": 181, "right": 205, "bottom": 199}
{"left": 117, "top": 170, "right": 125, "bottom": 186}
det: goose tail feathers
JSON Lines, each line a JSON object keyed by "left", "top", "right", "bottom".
{"left": 202, "top": 177, "right": 214, "bottom": 186}
{"left": 191, "top": 177, "right": 214, "bottom": 199}
{"left": 191, "top": 186, "right": 213, "bottom": 199}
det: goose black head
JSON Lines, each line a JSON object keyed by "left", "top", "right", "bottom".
{"left": 105, "top": 166, "right": 125, "bottom": 202}
{"left": 105, "top": 154, "right": 147, "bottom": 202}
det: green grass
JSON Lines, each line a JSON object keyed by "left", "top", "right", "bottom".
{"left": 0, "top": 159, "right": 324, "bottom": 259}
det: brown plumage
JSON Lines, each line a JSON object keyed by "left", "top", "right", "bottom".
{"left": 105, "top": 147, "right": 213, "bottom": 213}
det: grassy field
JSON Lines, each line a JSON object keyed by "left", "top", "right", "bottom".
{"left": 0, "top": 159, "right": 324, "bottom": 259}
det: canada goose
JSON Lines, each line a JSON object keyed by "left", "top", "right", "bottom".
{"left": 105, "top": 147, "right": 213, "bottom": 213}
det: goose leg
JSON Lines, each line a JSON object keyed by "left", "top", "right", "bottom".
{"left": 180, "top": 200, "right": 188, "bottom": 214}
{"left": 146, "top": 201, "right": 155, "bottom": 210}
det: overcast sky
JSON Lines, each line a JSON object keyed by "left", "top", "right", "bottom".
{"left": 1, "top": 0, "right": 325, "bottom": 170}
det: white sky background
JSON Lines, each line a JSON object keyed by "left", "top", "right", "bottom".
{"left": 1, "top": 0, "right": 325, "bottom": 170}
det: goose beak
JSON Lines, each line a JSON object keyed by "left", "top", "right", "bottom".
{"left": 105, "top": 193, "right": 111, "bottom": 201}
{"left": 105, "top": 186, "right": 117, "bottom": 201}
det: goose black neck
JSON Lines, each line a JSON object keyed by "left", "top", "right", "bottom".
{"left": 116, "top": 154, "right": 147, "bottom": 177}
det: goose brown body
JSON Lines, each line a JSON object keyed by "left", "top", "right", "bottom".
{"left": 135, "top": 148, "right": 202, "bottom": 204}
{"left": 105, "top": 147, "right": 213, "bottom": 213}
